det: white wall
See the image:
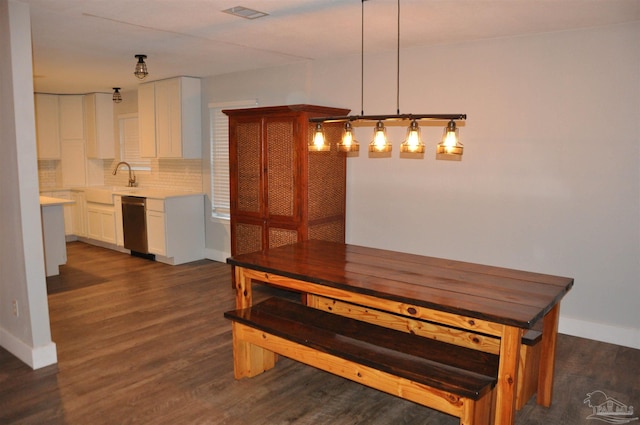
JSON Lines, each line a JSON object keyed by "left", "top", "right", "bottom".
{"left": 0, "top": 0, "right": 57, "bottom": 369}
{"left": 342, "top": 25, "right": 640, "bottom": 349}
{"left": 203, "top": 22, "right": 640, "bottom": 349}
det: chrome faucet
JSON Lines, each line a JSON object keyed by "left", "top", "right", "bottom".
{"left": 112, "top": 161, "right": 137, "bottom": 187}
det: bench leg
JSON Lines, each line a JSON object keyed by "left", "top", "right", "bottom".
{"left": 460, "top": 389, "right": 493, "bottom": 425}
{"left": 232, "top": 322, "right": 276, "bottom": 379}
{"left": 516, "top": 339, "right": 541, "bottom": 410}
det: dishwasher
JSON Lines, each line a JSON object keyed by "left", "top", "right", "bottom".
{"left": 121, "top": 196, "right": 153, "bottom": 259}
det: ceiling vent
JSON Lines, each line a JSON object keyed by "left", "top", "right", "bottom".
{"left": 222, "top": 6, "right": 269, "bottom": 20}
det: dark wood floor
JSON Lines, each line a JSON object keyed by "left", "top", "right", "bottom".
{"left": 1, "top": 242, "right": 638, "bottom": 424}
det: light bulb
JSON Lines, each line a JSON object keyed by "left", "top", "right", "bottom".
{"left": 436, "top": 120, "right": 463, "bottom": 156}
{"left": 400, "top": 120, "right": 424, "bottom": 153}
{"left": 309, "top": 123, "right": 330, "bottom": 151}
{"left": 343, "top": 130, "right": 353, "bottom": 147}
{"left": 369, "top": 121, "right": 391, "bottom": 152}
{"left": 338, "top": 122, "right": 359, "bottom": 153}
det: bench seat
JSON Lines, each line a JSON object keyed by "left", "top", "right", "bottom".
{"left": 225, "top": 297, "right": 500, "bottom": 425}
{"left": 306, "top": 294, "right": 543, "bottom": 410}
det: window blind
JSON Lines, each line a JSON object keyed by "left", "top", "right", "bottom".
{"left": 119, "top": 115, "right": 150, "bottom": 170}
{"left": 210, "top": 100, "right": 257, "bottom": 219}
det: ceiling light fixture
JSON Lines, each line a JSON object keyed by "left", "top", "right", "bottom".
{"left": 134, "top": 54, "right": 148, "bottom": 79}
{"left": 309, "top": 0, "right": 466, "bottom": 158}
{"left": 112, "top": 87, "right": 122, "bottom": 103}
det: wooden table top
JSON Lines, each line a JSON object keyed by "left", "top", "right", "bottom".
{"left": 227, "top": 240, "right": 574, "bottom": 329}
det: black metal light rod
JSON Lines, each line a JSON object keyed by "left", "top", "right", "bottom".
{"left": 309, "top": 113, "right": 467, "bottom": 124}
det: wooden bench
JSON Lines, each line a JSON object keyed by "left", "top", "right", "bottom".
{"left": 224, "top": 297, "right": 500, "bottom": 425}
{"left": 306, "top": 294, "right": 543, "bottom": 410}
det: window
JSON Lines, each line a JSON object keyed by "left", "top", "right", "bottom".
{"left": 210, "top": 100, "right": 257, "bottom": 219}
{"left": 118, "top": 114, "right": 151, "bottom": 170}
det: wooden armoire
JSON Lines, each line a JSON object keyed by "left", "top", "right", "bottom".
{"left": 225, "top": 105, "right": 350, "bottom": 256}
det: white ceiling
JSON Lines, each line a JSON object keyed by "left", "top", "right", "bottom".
{"left": 23, "top": 0, "right": 640, "bottom": 95}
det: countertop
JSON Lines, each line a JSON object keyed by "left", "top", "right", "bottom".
{"left": 40, "top": 195, "right": 75, "bottom": 206}
{"left": 41, "top": 187, "right": 204, "bottom": 203}
{"left": 67, "top": 186, "right": 204, "bottom": 201}
{"left": 111, "top": 188, "right": 204, "bottom": 200}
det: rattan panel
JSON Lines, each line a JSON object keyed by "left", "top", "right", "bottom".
{"left": 237, "top": 122, "right": 262, "bottom": 213}
{"left": 268, "top": 228, "right": 298, "bottom": 249}
{"left": 308, "top": 123, "right": 346, "bottom": 221}
{"left": 309, "top": 221, "right": 345, "bottom": 243}
{"left": 228, "top": 105, "right": 348, "bottom": 257}
{"left": 267, "top": 120, "right": 295, "bottom": 217}
{"left": 235, "top": 223, "right": 263, "bottom": 255}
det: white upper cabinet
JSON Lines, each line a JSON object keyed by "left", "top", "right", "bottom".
{"left": 138, "top": 76, "right": 201, "bottom": 159}
{"left": 85, "top": 93, "right": 115, "bottom": 159}
{"left": 34, "top": 93, "right": 61, "bottom": 159}
{"left": 58, "top": 95, "right": 87, "bottom": 188}
{"left": 58, "top": 95, "right": 85, "bottom": 140}
{"left": 138, "top": 82, "right": 156, "bottom": 158}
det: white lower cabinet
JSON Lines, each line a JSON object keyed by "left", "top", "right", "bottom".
{"left": 40, "top": 203, "right": 67, "bottom": 276}
{"left": 71, "top": 191, "right": 86, "bottom": 237}
{"left": 114, "top": 196, "right": 124, "bottom": 247}
{"left": 145, "top": 195, "right": 204, "bottom": 265}
{"left": 41, "top": 190, "right": 74, "bottom": 236}
{"left": 67, "top": 188, "right": 204, "bottom": 264}
{"left": 146, "top": 207, "right": 166, "bottom": 256}
{"left": 86, "top": 203, "right": 116, "bottom": 244}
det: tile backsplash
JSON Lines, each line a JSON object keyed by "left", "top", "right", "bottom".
{"left": 103, "top": 158, "right": 203, "bottom": 192}
{"left": 38, "top": 158, "right": 203, "bottom": 193}
{"left": 38, "top": 160, "right": 62, "bottom": 190}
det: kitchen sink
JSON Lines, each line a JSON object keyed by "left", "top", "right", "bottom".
{"left": 83, "top": 186, "right": 138, "bottom": 204}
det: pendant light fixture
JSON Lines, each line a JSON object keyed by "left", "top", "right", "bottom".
{"left": 112, "top": 87, "right": 122, "bottom": 103}
{"left": 400, "top": 120, "right": 425, "bottom": 153}
{"left": 309, "top": 0, "right": 466, "bottom": 158}
{"left": 369, "top": 121, "right": 392, "bottom": 152}
{"left": 337, "top": 121, "right": 359, "bottom": 152}
{"left": 134, "top": 54, "right": 148, "bottom": 79}
{"left": 436, "top": 120, "right": 464, "bottom": 155}
{"left": 309, "top": 123, "right": 330, "bottom": 152}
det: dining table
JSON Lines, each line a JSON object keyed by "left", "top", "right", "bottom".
{"left": 227, "top": 240, "right": 574, "bottom": 425}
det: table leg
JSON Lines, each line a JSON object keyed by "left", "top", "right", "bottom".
{"left": 235, "top": 266, "right": 252, "bottom": 309}
{"left": 495, "top": 325, "right": 523, "bottom": 425}
{"left": 537, "top": 302, "right": 560, "bottom": 407}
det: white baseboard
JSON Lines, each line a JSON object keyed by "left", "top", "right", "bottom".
{"left": 77, "top": 237, "right": 130, "bottom": 254}
{"left": 0, "top": 328, "right": 57, "bottom": 369}
{"left": 559, "top": 315, "right": 640, "bottom": 350}
{"left": 204, "top": 247, "right": 230, "bottom": 264}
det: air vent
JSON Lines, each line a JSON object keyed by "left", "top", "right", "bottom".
{"left": 222, "top": 6, "right": 269, "bottom": 20}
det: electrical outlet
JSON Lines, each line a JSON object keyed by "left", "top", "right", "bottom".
{"left": 12, "top": 300, "right": 19, "bottom": 317}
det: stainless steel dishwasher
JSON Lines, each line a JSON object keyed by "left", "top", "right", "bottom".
{"left": 121, "top": 196, "right": 151, "bottom": 257}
